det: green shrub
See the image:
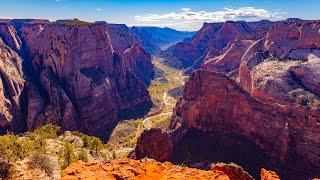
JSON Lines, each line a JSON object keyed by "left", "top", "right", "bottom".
{"left": 81, "top": 135, "right": 103, "bottom": 155}
{"left": 91, "top": 137, "right": 103, "bottom": 155}
{"left": 0, "top": 161, "right": 13, "bottom": 179}
{"left": 61, "top": 142, "right": 76, "bottom": 169}
{"left": 26, "top": 124, "right": 60, "bottom": 140}
{"left": 82, "top": 135, "right": 90, "bottom": 148}
{"left": 29, "top": 153, "right": 54, "bottom": 175}
{"left": 77, "top": 149, "right": 89, "bottom": 162}
{"left": 0, "top": 134, "right": 32, "bottom": 162}
{"left": 25, "top": 124, "right": 60, "bottom": 153}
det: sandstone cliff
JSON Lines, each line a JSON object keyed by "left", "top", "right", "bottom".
{"left": 163, "top": 20, "right": 274, "bottom": 71}
{"left": 239, "top": 19, "right": 320, "bottom": 108}
{"left": 102, "top": 23, "right": 154, "bottom": 85}
{"left": 134, "top": 19, "right": 320, "bottom": 179}
{"left": 135, "top": 71, "right": 320, "bottom": 179}
{"left": 0, "top": 19, "right": 153, "bottom": 138}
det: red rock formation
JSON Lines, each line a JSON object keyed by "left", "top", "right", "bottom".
{"left": 261, "top": 169, "right": 280, "bottom": 180}
{"left": 0, "top": 37, "right": 25, "bottom": 133}
{"left": 135, "top": 70, "right": 320, "bottom": 179}
{"left": 239, "top": 19, "right": 320, "bottom": 108}
{"left": 165, "top": 20, "right": 274, "bottom": 70}
{"left": 134, "top": 19, "right": 320, "bottom": 179}
{"left": 100, "top": 22, "right": 154, "bottom": 85}
{"left": 61, "top": 159, "right": 279, "bottom": 180}
{"left": 211, "top": 163, "right": 254, "bottom": 180}
{"left": 203, "top": 39, "right": 254, "bottom": 79}
{"left": 123, "top": 44, "right": 154, "bottom": 85}
{"left": 0, "top": 19, "right": 153, "bottom": 138}
{"left": 134, "top": 128, "right": 173, "bottom": 162}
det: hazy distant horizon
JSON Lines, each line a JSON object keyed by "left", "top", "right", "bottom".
{"left": 1, "top": 0, "right": 320, "bottom": 31}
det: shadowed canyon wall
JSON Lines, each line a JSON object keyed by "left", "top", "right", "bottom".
{"left": 0, "top": 19, "right": 154, "bottom": 138}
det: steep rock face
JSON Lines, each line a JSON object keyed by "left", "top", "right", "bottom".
{"left": 0, "top": 21, "right": 22, "bottom": 52}
{"left": 135, "top": 19, "right": 320, "bottom": 179}
{"left": 164, "top": 20, "right": 274, "bottom": 71}
{"left": 123, "top": 44, "right": 154, "bottom": 85}
{"left": 135, "top": 70, "right": 320, "bottom": 179}
{"left": 0, "top": 38, "right": 25, "bottom": 134}
{"left": 101, "top": 23, "right": 154, "bottom": 85}
{"left": 134, "top": 128, "right": 173, "bottom": 162}
{"left": 61, "top": 159, "right": 280, "bottom": 180}
{"left": 0, "top": 19, "right": 153, "bottom": 138}
{"left": 239, "top": 19, "right": 320, "bottom": 108}
{"left": 203, "top": 39, "right": 255, "bottom": 79}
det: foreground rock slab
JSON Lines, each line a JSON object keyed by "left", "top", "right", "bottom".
{"left": 61, "top": 159, "right": 280, "bottom": 180}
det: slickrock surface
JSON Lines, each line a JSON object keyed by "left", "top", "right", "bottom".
{"left": 0, "top": 19, "right": 153, "bottom": 138}
{"left": 261, "top": 169, "right": 280, "bottom": 180}
{"left": 61, "top": 159, "right": 280, "bottom": 180}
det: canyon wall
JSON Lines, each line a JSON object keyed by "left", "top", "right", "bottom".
{"left": 0, "top": 19, "right": 154, "bottom": 138}
{"left": 135, "top": 19, "right": 320, "bottom": 179}
{"left": 163, "top": 20, "right": 274, "bottom": 71}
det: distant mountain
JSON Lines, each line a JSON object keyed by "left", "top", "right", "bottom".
{"left": 131, "top": 26, "right": 195, "bottom": 55}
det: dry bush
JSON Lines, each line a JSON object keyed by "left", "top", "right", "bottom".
{"left": 0, "top": 161, "right": 13, "bottom": 179}
{"left": 29, "top": 153, "right": 54, "bottom": 176}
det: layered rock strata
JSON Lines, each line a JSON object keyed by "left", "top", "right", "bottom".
{"left": 0, "top": 19, "right": 153, "bottom": 138}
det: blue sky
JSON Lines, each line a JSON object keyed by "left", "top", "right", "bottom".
{"left": 1, "top": 0, "right": 320, "bottom": 30}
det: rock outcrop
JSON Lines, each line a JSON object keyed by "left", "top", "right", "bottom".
{"left": 135, "top": 70, "right": 320, "bottom": 179}
{"left": 163, "top": 20, "right": 274, "bottom": 71}
{"left": 0, "top": 37, "right": 25, "bottom": 133}
{"left": 0, "top": 19, "right": 153, "bottom": 138}
{"left": 135, "top": 21, "right": 320, "bottom": 179}
{"left": 61, "top": 159, "right": 280, "bottom": 180}
{"left": 239, "top": 19, "right": 320, "bottom": 108}
{"left": 102, "top": 23, "right": 154, "bottom": 85}
{"left": 261, "top": 168, "right": 281, "bottom": 180}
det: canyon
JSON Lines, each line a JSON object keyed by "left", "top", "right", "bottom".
{"left": 134, "top": 19, "right": 320, "bottom": 180}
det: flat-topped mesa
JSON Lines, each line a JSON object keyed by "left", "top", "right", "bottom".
{"left": 0, "top": 19, "right": 153, "bottom": 138}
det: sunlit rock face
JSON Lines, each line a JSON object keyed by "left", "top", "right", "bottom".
{"left": 0, "top": 19, "right": 153, "bottom": 138}
{"left": 163, "top": 20, "right": 274, "bottom": 71}
{"left": 134, "top": 19, "right": 320, "bottom": 179}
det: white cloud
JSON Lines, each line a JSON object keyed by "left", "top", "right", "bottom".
{"left": 134, "top": 7, "right": 284, "bottom": 31}
{"left": 97, "top": 8, "right": 102, "bottom": 11}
